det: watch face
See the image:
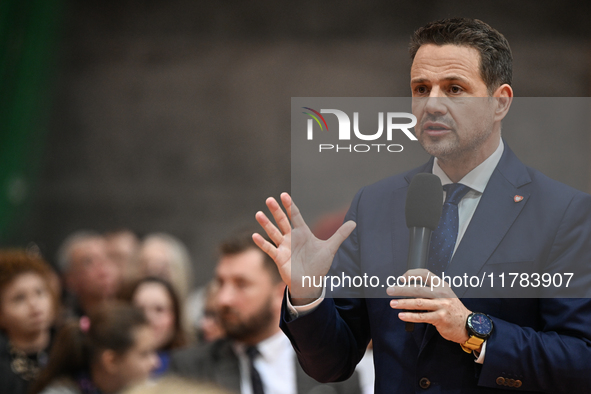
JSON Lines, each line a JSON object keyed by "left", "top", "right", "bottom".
{"left": 469, "top": 313, "right": 493, "bottom": 337}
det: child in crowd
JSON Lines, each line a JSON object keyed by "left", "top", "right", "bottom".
{"left": 30, "top": 302, "right": 159, "bottom": 394}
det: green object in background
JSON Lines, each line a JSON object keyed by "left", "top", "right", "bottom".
{"left": 0, "top": 0, "right": 62, "bottom": 242}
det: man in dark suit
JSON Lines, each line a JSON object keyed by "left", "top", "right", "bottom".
{"left": 169, "top": 231, "right": 361, "bottom": 394}
{"left": 253, "top": 18, "right": 591, "bottom": 393}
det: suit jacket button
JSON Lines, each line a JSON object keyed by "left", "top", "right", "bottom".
{"left": 515, "top": 380, "right": 522, "bottom": 388}
{"left": 496, "top": 377, "right": 506, "bottom": 386}
{"left": 419, "top": 377, "right": 431, "bottom": 389}
{"left": 507, "top": 379, "right": 515, "bottom": 387}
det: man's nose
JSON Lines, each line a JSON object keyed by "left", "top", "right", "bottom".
{"left": 216, "top": 284, "right": 236, "bottom": 307}
{"left": 424, "top": 91, "right": 448, "bottom": 115}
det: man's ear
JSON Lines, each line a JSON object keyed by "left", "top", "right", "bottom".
{"left": 100, "top": 349, "right": 120, "bottom": 375}
{"left": 493, "top": 83, "right": 513, "bottom": 122}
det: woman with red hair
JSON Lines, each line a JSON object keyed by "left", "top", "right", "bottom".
{"left": 0, "top": 250, "right": 59, "bottom": 394}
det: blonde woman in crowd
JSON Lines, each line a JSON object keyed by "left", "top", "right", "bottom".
{"left": 136, "top": 233, "right": 198, "bottom": 337}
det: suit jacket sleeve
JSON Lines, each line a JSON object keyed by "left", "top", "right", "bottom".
{"left": 280, "top": 187, "right": 371, "bottom": 383}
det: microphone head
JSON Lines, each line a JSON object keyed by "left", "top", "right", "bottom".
{"left": 405, "top": 173, "right": 443, "bottom": 230}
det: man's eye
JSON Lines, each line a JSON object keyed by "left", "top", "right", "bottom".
{"left": 450, "top": 86, "right": 462, "bottom": 94}
{"left": 235, "top": 280, "right": 248, "bottom": 289}
{"left": 416, "top": 86, "right": 427, "bottom": 94}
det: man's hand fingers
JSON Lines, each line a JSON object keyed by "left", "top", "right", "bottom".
{"left": 387, "top": 285, "right": 436, "bottom": 299}
{"left": 252, "top": 232, "right": 279, "bottom": 261}
{"left": 326, "top": 220, "right": 356, "bottom": 254}
{"left": 255, "top": 210, "right": 286, "bottom": 247}
{"left": 389, "top": 298, "right": 437, "bottom": 311}
{"left": 282, "top": 193, "right": 307, "bottom": 230}
{"left": 397, "top": 310, "right": 439, "bottom": 324}
{"left": 266, "top": 196, "right": 292, "bottom": 235}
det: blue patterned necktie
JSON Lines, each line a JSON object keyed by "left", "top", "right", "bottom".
{"left": 428, "top": 183, "right": 471, "bottom": 277}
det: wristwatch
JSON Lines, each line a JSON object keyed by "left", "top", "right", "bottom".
{"left": 460, "top": 312, "right": 493, "bottom": 353}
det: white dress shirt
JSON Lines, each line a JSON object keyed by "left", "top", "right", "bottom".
{"left": 233, "top": 331, "right": 297, "bottom": 394}
{"left": 287, "top": 138, "right": 505, "bottom": 364}
{"left": 433, "top": 138, "right": 504, "bottom": 254}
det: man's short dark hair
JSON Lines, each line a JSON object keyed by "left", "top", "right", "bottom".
{"left": 218, "top": 229, "right": 283, "bottom": 284}
{"left": 409, "top": 17, "right": 512, "bottom": 95}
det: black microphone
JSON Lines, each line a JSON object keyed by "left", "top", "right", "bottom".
{"left": 403, "top": 173, "right": 443, "bottom": 332}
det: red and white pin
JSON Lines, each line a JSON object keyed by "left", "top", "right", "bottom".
{"left": 514, "top": 195, "right": 524, "bottom": 203}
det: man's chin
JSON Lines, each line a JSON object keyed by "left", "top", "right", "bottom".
{"left": 420, "top": 139, "right": 458, "bottom": 159}
{"left": 224, "top": 327, "right": 252, "bottom": 342}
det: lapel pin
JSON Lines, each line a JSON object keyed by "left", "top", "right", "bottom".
{"left": 514, "top": 195, "right": 524, "bottom": 203}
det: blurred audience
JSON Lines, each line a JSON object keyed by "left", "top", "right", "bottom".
{"left": 197, "top": 281, "right": 225, "bottom": 343}
{"left": 105, "top": 229, "right": 141, "bottom": 288}
{"left": 136, "top": 233, "right": 198, "bottom": 337}
{"left": 56, "top": 231, "right": 120, "bottom": 317}
{"left": 121, "top": 277, "right": 189, "bottom": 377}
{"left": 185, "top": 285, "right": 207, "bottom": 337}
{"left": 137, "top": 233, "right": 192, "bottom": 301}
{"left": 30, "top": 302, "right": 159, "bottom": 394}
{"left": 169, "top": 230, "right": 361, "bottom": 394}
{"left": 0, "top": 250, "right": 59, "bottom": 394}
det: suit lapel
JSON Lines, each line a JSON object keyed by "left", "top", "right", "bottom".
{"left": 402, "top": 158, "right": 435, "bottom": 184}
{"left": 420, "top": 142, "right": 532, "bottom": 349}
{"left": 445, "top": 143, "right": 532, "bottom": 297}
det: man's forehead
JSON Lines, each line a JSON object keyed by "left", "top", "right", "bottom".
{"left": 410, "top": 44, "right": 481, "bottom": 80}
{"left": 216, "top": 248, "right": 266, "bottom": 277}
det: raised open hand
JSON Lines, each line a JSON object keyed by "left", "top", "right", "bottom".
{"left": 253, "top": 192, "right": 356, "bottom": 305}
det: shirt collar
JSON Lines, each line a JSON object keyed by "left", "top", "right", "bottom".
{"left": 256, "top": 331, "right": 290, "bottom": 362}
{"left": 233, "top": 331, "right": 290, "bottom": 362}
{"left": 432, "top": 138, "right": 504, "bottom": 194}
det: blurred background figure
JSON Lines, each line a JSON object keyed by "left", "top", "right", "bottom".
{"left": 105, "top": 229, "right": 141, "bottom": 289}
{"left": 0, "top": 250, "right": 59, "bottom": 394}
{"left": 136, "top": 232, "right": 201, "bottom": 337}
{"left": 170, "top": 230, "right": 361, "bottom": 394}
{"left": 122, "top": 376, "right": 230, "bottom": 394}
{"left": 121, "top": 277, "right": 189, "bottom": 377}
{"left": 137, "top": 233, "right": 192, "bottom": 302}
{"left": 56, "top": 231, "right": 120, "bottom": 317}
{"left": 197, "top": 280, "right": 225, "bottom": 343}
{"left": 31, "top": 302, "right": 159, "bottom": 394}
